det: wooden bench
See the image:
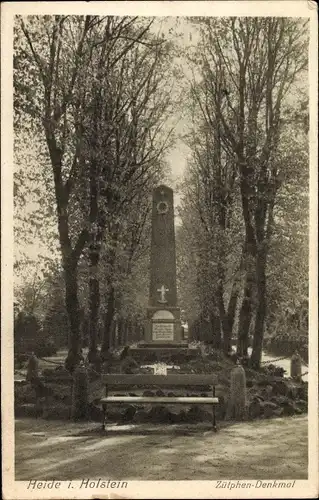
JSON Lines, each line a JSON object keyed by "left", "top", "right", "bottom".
{"left": 100, "top": 373, "right": 219, "bottom": 432}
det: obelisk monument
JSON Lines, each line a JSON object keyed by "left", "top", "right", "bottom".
{"left": 144, "top": 185, "right": 182, "bottom": 343}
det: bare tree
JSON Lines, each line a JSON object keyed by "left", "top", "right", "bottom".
{"left": 78, "top": 22, "right": 174, "bottom": 361}
{"left": 14, "top": 15, "right": 174, "bottom": 370}
{"left": 185, "top": 17, "right": 308, "bottom": 366}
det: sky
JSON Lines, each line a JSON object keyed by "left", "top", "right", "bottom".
{"left": 152, "top": 18, "right": 199, "bottom": 217}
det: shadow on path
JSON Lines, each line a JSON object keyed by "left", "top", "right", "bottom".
{"left": 15, "top": 415, "right": 307, "bottom": 481}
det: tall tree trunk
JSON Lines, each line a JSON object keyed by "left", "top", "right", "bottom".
{"left": 250, "top": 168, "right": 275, "bottom": 367}
{"left": 108, "top": 320, "right": 114, "bottom": 349}
{"left": 126, "top": 319, "right": 131, "bottom": 344}
{"left": 237, "top": 274, "right": 254, "bottom": 357}
{"left": 251, "top": 250, "right": 267, "bottom": 368}
{"left": 237, "top": 237, "right": 256, "bottom": 357}
{"left": 217, "top": 283, "right": 231, "bottom": 354}
{"left": 80, "top": 313, "right": 89, "bottom": 348}
{"left": 209, "top": 310, "right": 222, "bottom": 348}
{"left": 112, "top": 319, "right": 118, "bottom": 349}
{"left": 47, "top": 141, "right": 87, "bottom": 372}
{"left": 227, "top": 250, "right": 244, "bottom": 337}
{"left": 227, "top": 288, "right": 239, "bottom": 336}
{"left": 188, "top": 319, "right": 198, "bottom": 342}
{"left": 251, "top": 249, "right": 267, "bottom": 368}
{"left": 118, "top": 317, "right": 125, "bottom": 346}
{"left": 47, "top": 143, "right": 89, "bottom": 372}
{"left": 87, "top": 250, "right": 100, "bottom": 363}
{"left": 140, "top": 323, "right": 145, "bottom": 342}
{"left": 123, "top": 319, "right": 128, "bottom": 345}
{"left": 64, "top": 259, "right": 82, "bottom": 372}
{"left": 130, "top": 318, "right": 138, "bottom": 344}
{"left": 87, "top": 112, "right": 102, "bottom": 363}
{"left": 101, "top": 285, "right": 115, "bottom": 356}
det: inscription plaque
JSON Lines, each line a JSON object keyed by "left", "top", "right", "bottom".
{"left": 152, "top": 322, "right": 174, "bottom": 341}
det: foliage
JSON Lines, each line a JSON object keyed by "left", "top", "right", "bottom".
{"left": 14, "top": 311, "right": 41, "bottom": 353}
{"left": 266, "top": 133, "right": 308, "bottom": 338}
{"left": 34, "top": 337, "right": 58, "bottom": 358}
{"left": 264, "top": 331, "right": 308, "bottom": 362}
{"left": 120, "top": 356, "right": 139, "bottom": 374}
{"left": 42, "top": 299, "right": 69, "bottom": 349}
{"left": 14, "top": 308, "right": 58, "bottom": 357}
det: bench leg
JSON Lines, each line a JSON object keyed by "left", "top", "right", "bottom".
{"left": 212, "top": 387, "right": 217, "bottom": 432}
{"left": 102, "top": 404, "right": 107, "bottom": 432}
{"left": 212, "top": 406, "right": 217, "bottom": 432}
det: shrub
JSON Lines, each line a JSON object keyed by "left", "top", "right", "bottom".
{"left": 14, "top": 311, "right": 41, "bottom": 354}
{"left": 34, "top": 337, "right": 57, "bottom": 357}
{"left": 120, "top": 356, "right": 139, "bottom": 374}
{"left": 42, "top": 301, "right": 69, "bottom": 349}
{"left": 265, "top": 331, "right": 308, "bottom": 362}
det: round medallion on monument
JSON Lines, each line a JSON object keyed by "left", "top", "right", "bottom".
{"left": 156, "top": 200, "right": 169, "bottom": 214}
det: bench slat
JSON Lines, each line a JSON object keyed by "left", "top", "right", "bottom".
{"left": 101, "top": 396, "right": 219, "bottom": 404}
{"left": 101, "top": 374, "right": 217, "bottom": 386}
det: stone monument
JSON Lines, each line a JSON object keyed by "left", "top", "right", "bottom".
{"left": 144, "top": 185, "right": 184, "bottom": 345}
{"left": 128, "top": 184, "right": 196, "bottom": 362}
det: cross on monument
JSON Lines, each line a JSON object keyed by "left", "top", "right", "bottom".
{"left": 157, "top": 285, "right": 169, "bottom": 303}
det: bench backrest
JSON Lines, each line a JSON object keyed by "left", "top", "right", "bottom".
{"left": 101, "top": 374, "right": 217, "bottom": 388}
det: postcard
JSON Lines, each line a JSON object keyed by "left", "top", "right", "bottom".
{"left": 1, "top": 1, "right": 318, "bottom": 499}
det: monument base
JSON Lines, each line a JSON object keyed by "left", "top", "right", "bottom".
{"left": 128, "top": 345, "right": 200, "bottom": 363}
{"left": 127, "top": 307, "right": 196, "bottom": 363}
{"left": 137, "top": 341, "right": 189, "bottom": 349}
{"left": 144, "top": 306, "right": 183, "bottom": 343}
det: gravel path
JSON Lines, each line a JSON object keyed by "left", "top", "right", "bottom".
{"left": 15, "top": 415, "right": 307, "bottom": 481}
